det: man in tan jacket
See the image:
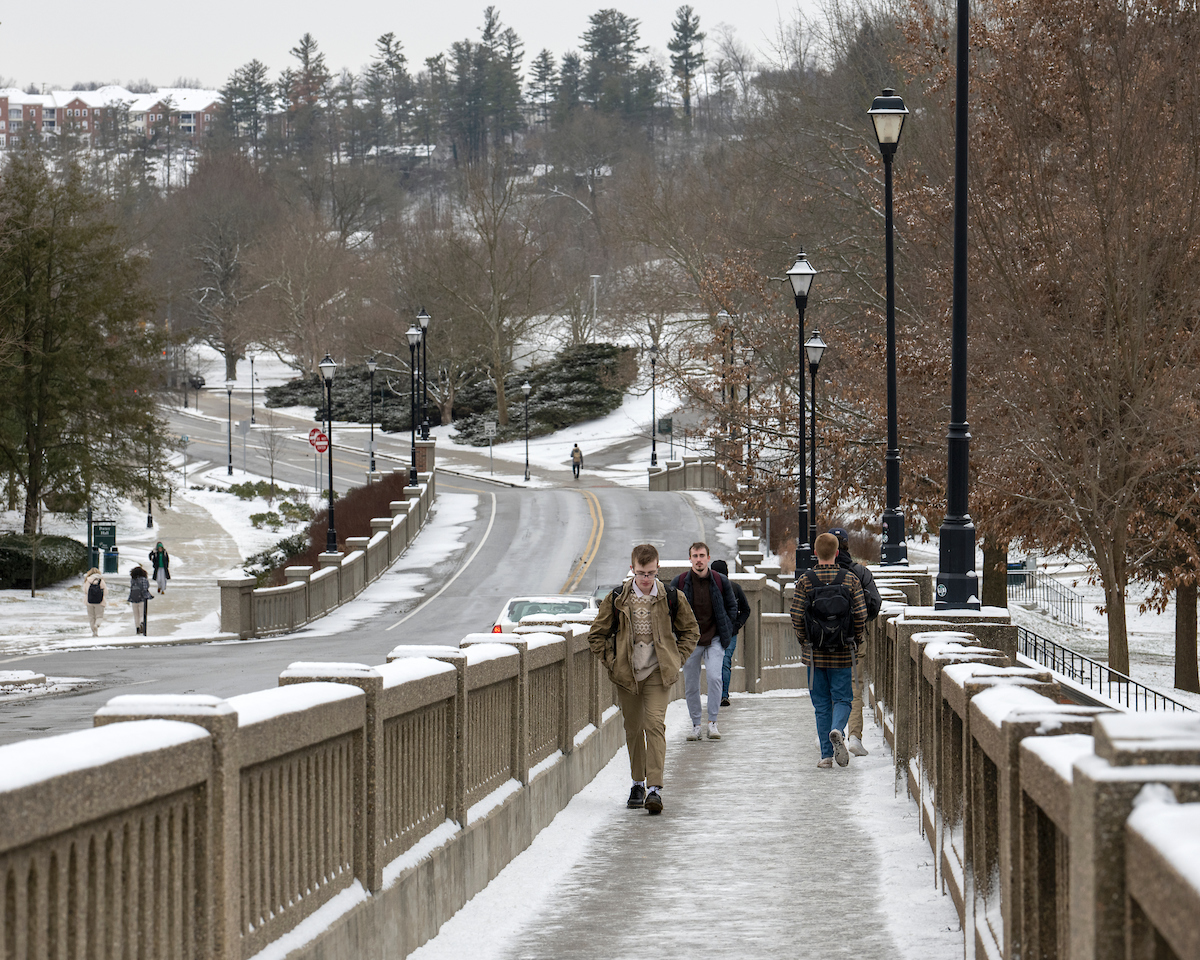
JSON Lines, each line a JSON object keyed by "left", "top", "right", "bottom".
{"left": 588, "top": 543, "right": 699, "bottom": 814}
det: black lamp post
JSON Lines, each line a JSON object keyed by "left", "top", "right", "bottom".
{"left": 417, "top": 308, "right": 431, "bottom": 439}
{"left": 319, "top": 355, "right": 338, "bottom": 553}
{"left": 250, "top": 354, "right": 256, "bottom": 424}
{"left": 870, "top": 87, "right": 911, "bottom": 566}
{"left": 805, "top": 330, "right": 827, "bottom": 549}
{"left": 937, "top": 0, "right": 980, "bottom": 609}
{"left": 649, "top": 343, "right": 659, "bottom": 466}
{"left": 522, "top": 381, "right": 532, "bottom": 481}
{"left": 786, "top": 251, "right": 817, "bottom": 572}
{"left": 367, "top": 356, "right": 377, "bottom": 474}
{"left": 406, "top": 326, "right": 421, "bottom": 485}
{"left": 225, "top": 379, "right": 235, "bottom": 476}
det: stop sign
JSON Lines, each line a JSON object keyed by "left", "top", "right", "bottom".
{"left": 308, "top": 427, "right": 321, "bottom": 444}
{"left": 313, "top": 433, "right": 329, "bottom": 453}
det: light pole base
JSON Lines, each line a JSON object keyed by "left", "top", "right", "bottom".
{"left": 146, "top": 513, "right": 153, "bottom": 529}
{"left": 880, "top": 509, "right": 909, "bottom": 565}
{"left": 935, "top": 518, "right": 980, "bottom": 609}
{"left": 795, "top": 542, "right": 815, "bottom": 573}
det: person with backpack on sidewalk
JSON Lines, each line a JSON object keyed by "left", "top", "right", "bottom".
{"left": 83, "top": 567, "right": 108, "bottom": 637}
{"left": 570, "top": 444, "right": 584, "bottom": 479}
{"left": 710, "top": 559, "right": 750, "bottom": 706}
{"left": 828, "top": 527, "right": 882, "bottom": 757}
{"left": 672, "top": 542, "right": 739, "bottom": 741}
{"left": 790, "top": 532, "right": 868, "bottom": 768}
{"left": 149, "top": 542, "right": 171, "bottom": 594}
{"left": 588, "top": 543, "right": 699, "bottom": 815}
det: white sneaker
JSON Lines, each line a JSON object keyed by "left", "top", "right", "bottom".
{"left": 848, "top": 736, "right": 869, "bottom": 757}
{"left": 817, "top": 757, "right": 833, "bottom": 769}
{"left": 829, "top": 729, "right": 850, "bottom": 767}
{"left": 707, "top": 722, "right": 721, "bottom": 740}
{"left": 687, "top": 725, "right": 703, "bottom": 741}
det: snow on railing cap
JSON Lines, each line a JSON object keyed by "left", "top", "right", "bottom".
{"left": 226, "top": 682, "right": 362, "bottom": 727}
{"left": 280, "top": 662, "right": 379, "bottom": 679}
{"left": 387, "top": 644, "right": 462, "bottom": 661}
{"left": 97, "top": 693, "right": 234, "bottom": 717}
{"left": 377, "top": 657, "right": 457, "bottom": 690}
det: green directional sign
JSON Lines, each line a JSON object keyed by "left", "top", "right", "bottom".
{"left": 657, "top": 418, "right": 673, "bottom": 435}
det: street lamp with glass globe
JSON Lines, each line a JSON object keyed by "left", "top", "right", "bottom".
{"left": 522, "top": 381, "right": 532, "bottom": 481}
{"left": 869, "top": 87, "right": 911, "bottom": 565}
{"left": 786, "top": 250, "right": 817, "bottom": 572}
{"left": 367, "top": 356, "right": 377, "bottom": 474}
{"left": 318, "top": 355, "right": 338, "bottom": 553}
{"left": 804, "top": 330, "right": 827, "bottom": 549}
{"left": 406, "top": 326, "right": 421, "bottom": 485}
{"left": 649, "top": 344, "right": 659, "bottom": 466}
{"left": 225, "top": 379, "right": 236, "bottom": 476}
{"left": 417, "top": 308, "right": 431, "bottom": 439}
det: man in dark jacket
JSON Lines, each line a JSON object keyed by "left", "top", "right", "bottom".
{"left": 672, "top": 542, "right": 738, "bottom": 740}
{"left": 828, "top": 527, "right": 881, "bottom": 757}
{"left": 710, "top": 559, "right": 750, "bottom": 706}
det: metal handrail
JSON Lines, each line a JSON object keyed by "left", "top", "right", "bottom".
{"left": 1008, "top": 570, "right": 1085, "bottom": 626}
{"left": 1017, "top": 626, "right": 1193, "bottom": 713}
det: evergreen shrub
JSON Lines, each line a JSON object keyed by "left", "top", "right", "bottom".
{"left": 0, "top": 535, "right": 89, "bottom": 589}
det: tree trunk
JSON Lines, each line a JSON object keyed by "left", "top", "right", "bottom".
{"left": 981, "top": 537, "right": 1010, "bottom": 608}
{"left": 1176, "top": 581, "right": 1200, "bottom": 693}
{"left": 1104, "top": 582, "right": 1131, "bottom": 674}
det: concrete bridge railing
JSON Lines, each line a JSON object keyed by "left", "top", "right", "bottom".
{"left": 219, "top": 470, "right": 436, "bottom": 640}
{"left": 647, "top": 456, "right": 731, "bottom": 493}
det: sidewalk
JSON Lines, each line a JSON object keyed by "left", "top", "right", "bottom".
{"left": 413, "top": 693, "right": 963, "bottom": 960}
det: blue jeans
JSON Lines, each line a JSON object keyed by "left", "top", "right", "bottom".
{"left": 721, "top": 633, "right": 738, "bottom": 698}
{"left": 809, "top": 666, "right": 853, "bottom": 759}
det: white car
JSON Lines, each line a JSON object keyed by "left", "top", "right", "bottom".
{"left": 491, "top": 595, "right": 597, "bottom": 633}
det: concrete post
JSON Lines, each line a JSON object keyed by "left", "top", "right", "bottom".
{"left": 316, "top": 551, "right": 345, "bottom": 604}
{"left": 463, "top": 638, "right": 530, "bottom": 785}
{"left": 278, "top": 663, "right": 384, "bottom": 894}
{"left": 730, "top": 573, "right": 766, "bottom": 694}
{"left": 218, "top": 576, "right": 256, "bottom": 639}
{"left": 94, "top": 695, "right": 240, "bottom": 960}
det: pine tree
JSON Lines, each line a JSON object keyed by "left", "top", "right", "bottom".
{"left": 363, "top": 33, "right": 413, "bottom": 152}
{"left": 581, "top": 8, "right": 645, "bottom": 114}
{"left": 280, "top": 33, "right": 331, "bottom": 157}
{"left": 555, "top": 52, "right": 584, "bottom": 122}
{"left": 667, "top": 5, "right": 706, "bottom": 125}
{"left": 528, "top": 50, "right": 558, "bottom": 128}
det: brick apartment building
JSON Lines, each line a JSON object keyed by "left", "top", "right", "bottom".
{"left": 0, "top": 85, "right": 221, "bottom": 149}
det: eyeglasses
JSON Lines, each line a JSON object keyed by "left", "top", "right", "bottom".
{"left": 633, "top": 570, "right": 657, "bottom": 580}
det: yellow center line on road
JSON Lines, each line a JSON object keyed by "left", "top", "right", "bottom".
{"left": 559, "top": 489, "right": 604, "bottom": 594}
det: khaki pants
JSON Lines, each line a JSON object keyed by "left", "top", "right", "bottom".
{"left": 131, "top": 601, "right": 146, "bottom": 633}
{"left": 616, "top": 673, "right": 671, "bottom": 787}
{"left": 849, "top": 649, "right": 865, "bottom": 739}
{"left": 86, "top": 604, "right": 103, "bottom": 636}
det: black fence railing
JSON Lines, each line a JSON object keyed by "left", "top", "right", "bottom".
{"left": 1007, "top": 570, "right": 1085, "bottom": 626}
{"left": 1017, "top": 626, "right": 1193, "bottom": 713}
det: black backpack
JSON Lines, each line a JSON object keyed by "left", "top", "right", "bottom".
{"left": 87, "top": 580, "right": 103, "bottom": 604}
{"left": 802, "top": 569, "right": 856, "bottom": 650}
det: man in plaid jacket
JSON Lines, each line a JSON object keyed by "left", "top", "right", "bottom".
{"left": 789, "top": 532, "right": 868, "bottom": 768}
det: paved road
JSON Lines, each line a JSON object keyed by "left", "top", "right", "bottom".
{"left": 0, "top": 475, "right": 726, "bottom": 745}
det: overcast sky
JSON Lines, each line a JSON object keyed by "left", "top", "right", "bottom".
{"left": 2, "top": 0, "right": 822, "bottom": 93}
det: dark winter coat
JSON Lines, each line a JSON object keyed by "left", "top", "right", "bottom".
{"left": 671, "top": 568, "right": 739, "bottom": 648}
{"left": 127, "top": 575, "right": 153, "bottom": 603}
{"left": 836, "top": 549, "right": 881, "bottom": 620}
{"left": 149, "top": 547, "right": 171, "bottom": 579}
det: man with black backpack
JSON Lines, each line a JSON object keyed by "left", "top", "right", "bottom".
{"left": 828, "top": 527, "right": 882, "bottom": 757}
{"left": 790, "top": 532, "right": 868, "bottom": 768}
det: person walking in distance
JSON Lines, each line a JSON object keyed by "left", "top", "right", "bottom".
{"left": 588, "top": 543, "right": 699, "bottom": 814}
{"left": 710, "top": 559, "right": 750, "bottom": 706}
{"left": 128, "top": 565, "right": 153, "bottom": 635}
{"left": 83, "top": 567, "right": 108, "bottom": 637}
{"left": 828, "top": 527, "right": 882, "bottom": 757}
{"left": 790, "top": 532, "right": 867, "bottom": 768}
{"left": 571, "top": 443, "right": 584, "bottom": 479}
{"left": 149, "top": 542, "right": 171, "bottom": 594}
{"left": 672, "top": 542, "right": 738, "bottom": 741}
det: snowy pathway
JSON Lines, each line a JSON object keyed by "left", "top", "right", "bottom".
{"left": 413, "top": 693, "right": 962, "bottom": 960}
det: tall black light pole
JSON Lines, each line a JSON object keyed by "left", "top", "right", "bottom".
{"left": 250, "top": 354, "right": 256, "bottom": 424}
{"left": 319, "top": 355, "right": 338, "bottom": 553}
{"left": 937, "top": 0, "right": 980, "bottom": 609}
{"left": 870, "top": 88, "right": 911, "bottom": 566}
{"left": 805, "top": 331, "right": 827, "bottom": 548}
{"left": 225, "top": 379, "right": 235, "bottom": 476}
{"left": 367, "top": 356, "right": 377, "bottom": 473}
{"left": 417, "top": 308, "right": 431, "bottom": 439}
{"left": 787, "top": 251, "right": 817, "bottom": 572}
{"left": 522, "top": 381, "right": 532, "bottom": 481}
{"left": 649, "top": 344, "right": 659, "bottom": 466}
{"left": 406, "top": 326, "right": 421, "bottom": 484}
